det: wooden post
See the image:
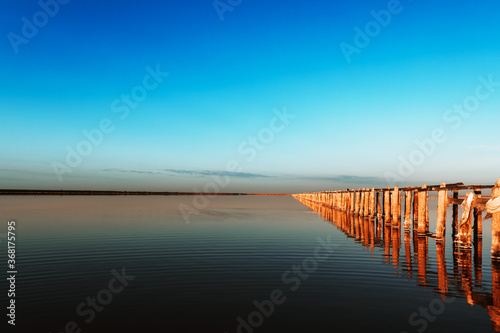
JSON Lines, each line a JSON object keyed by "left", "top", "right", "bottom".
{"left": 359, "top": 188, "right": 365, "bottom": 216}
{"left": 491, "top": 178, "right": 500, "bottom": 259}
{"left": 354, "top": 190, "right": 360, "bottom": 215}
{"left": 417, "top": 185, "right": 427, "bottom": 235}
{"left": 452, "top": 190, "right": 459, "bottom": 238}
{"left": 376, "top": 191, "right": 382, "bottom": 219}
{"left": 413, "top": 188, "right": 419, "bottom": 228}
{"left": 403, "top": 187, "right": 412, "bottom": 230}
{"left": 425, "top": 189, "right": 429, "bottom": 229}
{"left": 370, "top": 188, "right": 375, "bottom": 219}
{"left": 391, "top": 185, "right": 400, "bottom": 228}
{"left": 435, "top": 182, "right": 448, "bottom": 240}
{"left": 384, "top": 186, "right": 391, "bottom": 225}
{"left": 457, "top": 192, "right": 475, "bottom": 249}
{"left": 365, "top": 189, "right": 370, "bottom": 217}
{"left": 474, "top": 186, "right": 482, "bottom": 238}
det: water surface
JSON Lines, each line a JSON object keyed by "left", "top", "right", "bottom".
{"left": 1, "top": 195, "right": 498, "bottom": 332}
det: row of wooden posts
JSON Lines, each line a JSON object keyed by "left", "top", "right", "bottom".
{"left": 293, "top": 178, "right": 500, "bottom": 258}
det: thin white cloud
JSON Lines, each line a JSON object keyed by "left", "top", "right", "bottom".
{"left": 466, "top": 145, "right": 500, "bottom": 151}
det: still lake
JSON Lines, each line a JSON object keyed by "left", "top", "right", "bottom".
{"left": 2, "top": 195, "right": 498, "bottom": 332}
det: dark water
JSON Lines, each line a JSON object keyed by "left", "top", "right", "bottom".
{"left": 1, "top": 195, "right": 498, "bottom": 332}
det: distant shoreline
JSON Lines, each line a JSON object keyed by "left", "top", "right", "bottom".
{"left": 0, "top": 189, "right": 291, "bottom": 196}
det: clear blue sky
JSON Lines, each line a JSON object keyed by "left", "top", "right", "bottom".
{"left": 1, "top": 0, "right": 499, "bottom": 192}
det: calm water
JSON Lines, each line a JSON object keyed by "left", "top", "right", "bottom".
{"left": 1, "top": 195, "right": 498, "bottom": 332}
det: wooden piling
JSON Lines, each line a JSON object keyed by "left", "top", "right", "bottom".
{"left": 425, "top": 188, "right": 429, "bottom": 228}
{"left": 491, "top": 178, "right": 500, "bottom": 259}
{"left": 391, "top": 185, "right": 400, "bottom": 228}
{"left": 452, "top": 190, "right": 459, "bottom": 238}
{"left": 413, "top": 188, "right": 419, "bottom": 227}
{"left": 359, "top": 189, "right": 365, "bottom": 217}
{"left": 457, "top": 192, "right": 475, "bottom": 249}
{"left": 376, "top": 191, "right": 382, "bottom": 219}
{"left": 417, "top": 185, "right": 427, "bottom": 235}
{"left": 474, "top": 185, "right": 483, "bottom": 238}
{"left": 370, "top": 188, "right": 375, "bottom": 219}
{"left": 355, "top": 189, "right": 360, "bottom": 215}
{"left": 364, "top": 189, "right": 370, "bottom": 217}
{"left": 384, "top": 186, "right": 391, "bottom": 225}
{"left": 404, "top": 187, "right": 412, "bottom": 230}
{"left": 435, "top": 182, "right": 448, "bottom": 240}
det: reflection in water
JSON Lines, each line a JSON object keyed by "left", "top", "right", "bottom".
{"left": 297, "top": 198, "right": 500, "bottom": 332}
{"left": 437, "top": 241, "right": 448, "bottom": 295}
{"left": 404, "top": 231, "right": 413, "bottom": 277}
{"left": 392, "top": 224, "right": 400, "bottom": 270}
{"left": 477, "top": 238, "right": 484, "bottom": 286}
{"left": 417, "top": 236, "right": 428, "bottom": 286}
{"left": 489, "top": 261, "right": 500, "bottom": 331}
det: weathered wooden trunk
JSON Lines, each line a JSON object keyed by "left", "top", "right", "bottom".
{"left": 456, "top": 192, "right": 475, "bottom": 248}
{"left": 435, "top": 183, "right": 448, "bottom": 240}
{"left": 417, "top": 185, "right": 427, "bottom": 235}
{"left": 491, "top": 179, "right": 500, "bottom": 259}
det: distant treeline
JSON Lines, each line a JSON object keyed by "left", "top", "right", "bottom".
{"left": 0, "top": 189, "right": 290, "bottom": 196}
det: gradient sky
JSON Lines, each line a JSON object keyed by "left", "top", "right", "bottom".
{"left": 1, "top": 0, "right": 500, "bottom": 193}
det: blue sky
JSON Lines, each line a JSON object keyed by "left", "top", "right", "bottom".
{"left": 1, "top": 0, "right": 500, "bottom": 192}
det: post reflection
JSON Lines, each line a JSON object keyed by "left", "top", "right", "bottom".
{"left": 436, "top": 241, "right": 448, "bottom": 295}
{"left": 417, "top": 236, "right": 428, "bottom": 286}
{"left": 384, "top": 225, "right": 391, "bottom": 265}
{"left": 392, "top": 226, "right": 400, "bottom": 269}
{"left": 369, "top": 218, "right": 375, "bottom": 252}
{"left": 489, "top": 261, "right": 500, "bottom": 332}
{"left": 404, "top": 231, "right": 413, "bottom": 277}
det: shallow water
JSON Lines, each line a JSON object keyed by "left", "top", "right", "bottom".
{"left": 1, "top": 195, "right": 498, "bottom": 332}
